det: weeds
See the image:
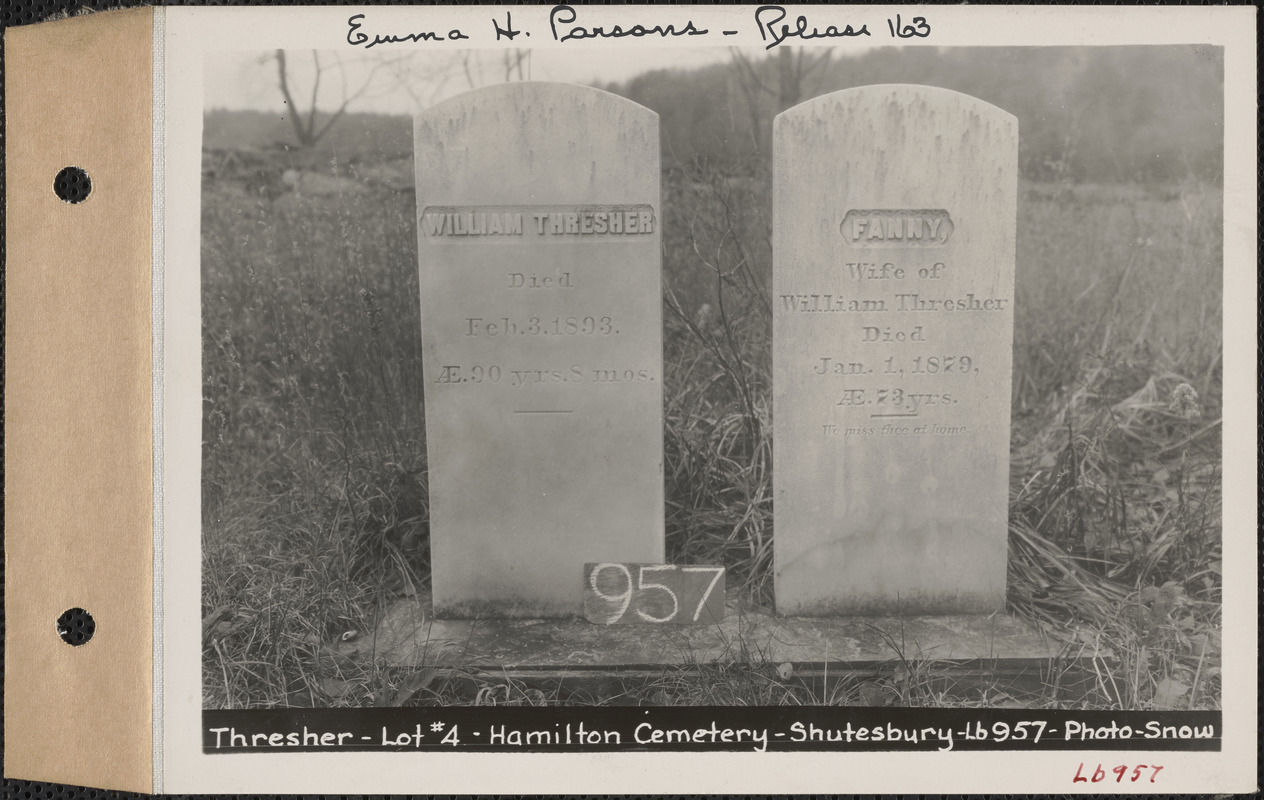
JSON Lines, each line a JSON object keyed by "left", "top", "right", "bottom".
{"left": 202, "top": 143, "right": 1222, "bottom": 711}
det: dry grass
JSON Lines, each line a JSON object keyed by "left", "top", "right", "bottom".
{"left": 201, "top": 150, "right": 1222, "bottom": 711}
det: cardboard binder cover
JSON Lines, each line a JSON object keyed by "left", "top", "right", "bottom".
{"left": 4, "top": 7, "right": 156, "bottom": 793}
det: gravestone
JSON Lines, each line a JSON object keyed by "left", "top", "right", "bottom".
{"left": 414, "top": 84, "right": 664, "bottom": 618}
{"left": 772, "top": 86, "right": 1017, "bottom": 615}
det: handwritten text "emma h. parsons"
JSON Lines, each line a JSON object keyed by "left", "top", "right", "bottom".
{"left": 346, "top": 6, "right": 931, "bottom": 52}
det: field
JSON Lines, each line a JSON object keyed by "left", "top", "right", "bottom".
{"left": 200, "top": 139, "right": 1222, "bottom": 710}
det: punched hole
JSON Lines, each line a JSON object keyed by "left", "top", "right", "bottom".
{"left": 56, "top": 607, "right": 95, "bottom": 646}
{"left": 53, "top": 166, "right": 92, "bottom": 204}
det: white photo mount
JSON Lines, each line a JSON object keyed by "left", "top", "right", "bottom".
{"left": 3, "top": 4, "right": 1257, "bottom": 794}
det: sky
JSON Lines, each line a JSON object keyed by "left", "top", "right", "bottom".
{"left": 203, "top": 47, "right": 747, "bottom": 114}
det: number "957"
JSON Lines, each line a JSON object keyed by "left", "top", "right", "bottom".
{"left": 585, "top": 563, "right": 724, "bottom": 625}
{"left": 1074, "top": 763, "right": 1163, "bottom": 784}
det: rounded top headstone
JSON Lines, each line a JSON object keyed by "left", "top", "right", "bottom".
{"left": 771, "top": 81, "right": 1018, "bottom": 616}
{"left": 420, "top": 81, "right": 659, "bottom": 119}
{"left": 413, "top": 79, "right": 665, "bottom": 618}
{"left": 415, "top": 82, "right": 659, "bottom": 205}
{"left": 775, "top": 84, "right": 1018, "bottom": 129}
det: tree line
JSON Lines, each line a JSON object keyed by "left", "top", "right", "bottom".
{"left": 605, "top": 46, "right": 1223, "bottom": 184}
{"left": 206, "top": 44, "right": 1222, "bottom": 186}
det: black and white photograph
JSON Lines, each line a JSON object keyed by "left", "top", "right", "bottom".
{"left": 2, "top": 3, "right": 1253, "bottom": 795}
{"left": 199, "top": 32, "right": 1226, "bottom": 719}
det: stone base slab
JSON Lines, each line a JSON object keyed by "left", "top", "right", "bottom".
{"left": 361, "top": 598, "right": 1087, "bottom": 670}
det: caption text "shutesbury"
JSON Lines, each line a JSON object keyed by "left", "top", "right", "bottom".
{"left": 208, "top": 716, "right": 1217, "bottom": 753}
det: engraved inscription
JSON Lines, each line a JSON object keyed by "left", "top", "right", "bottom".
{"left": 463, "top": 316, "right": 618, "bottom": 337}
{"left": 432, "top": 363, "right": 654, "bottom": 388}
{"left": 841, "top": 209, "right": 954, "bottom": 246}
{"left": 782, "top": 250, "right": 1010, "bottom": 432}
{"left": 422, "top": 210, "right": 524, "bottom": 236}
{"left": 422, "top": 205, "right": 655, "bottom": 241}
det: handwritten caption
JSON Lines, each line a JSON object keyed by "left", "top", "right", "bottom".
{"left": 346, "top": 5, "right": 932, "bottom": 51}
{"left": 1074, "top": 763, "right": 1164, "bottom": 784}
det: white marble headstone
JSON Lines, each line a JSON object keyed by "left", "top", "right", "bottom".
{"left": 415, "top": 83, "right": 664, "bottom": 618}
{"left": 773, "top": 85, "right": 1017, "bottom": 615}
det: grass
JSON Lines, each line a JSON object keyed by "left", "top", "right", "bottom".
{"left": 200, "top": 146, "right": 1222, "bottom": 712}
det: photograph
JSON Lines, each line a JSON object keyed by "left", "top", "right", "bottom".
{"left": 199, "top": 41, "right": 1224, "bottom": 715}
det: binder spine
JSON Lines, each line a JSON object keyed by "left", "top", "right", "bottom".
{"left": 4, "top": 8, "right": 156, "bottom": 792}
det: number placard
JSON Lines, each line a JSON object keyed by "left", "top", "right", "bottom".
{"left": 583, "top": 563, "right": 726, "bottom": 625}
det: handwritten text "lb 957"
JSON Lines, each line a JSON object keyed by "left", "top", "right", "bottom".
{"left": 584, "top": 564, "right": 725, "bottom": 625}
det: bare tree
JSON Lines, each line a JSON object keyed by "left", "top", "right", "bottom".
{"left": 729, "top": 47, "right": 833, "bottom": 151}
{"left": 502, "top": 49, "right": 530, "bottom": 82}
{"left": 266, "top": 47, "right": 537, "bottom": 150}
{"left": 271, "top": 50, "right": 414, "bottom": 148}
